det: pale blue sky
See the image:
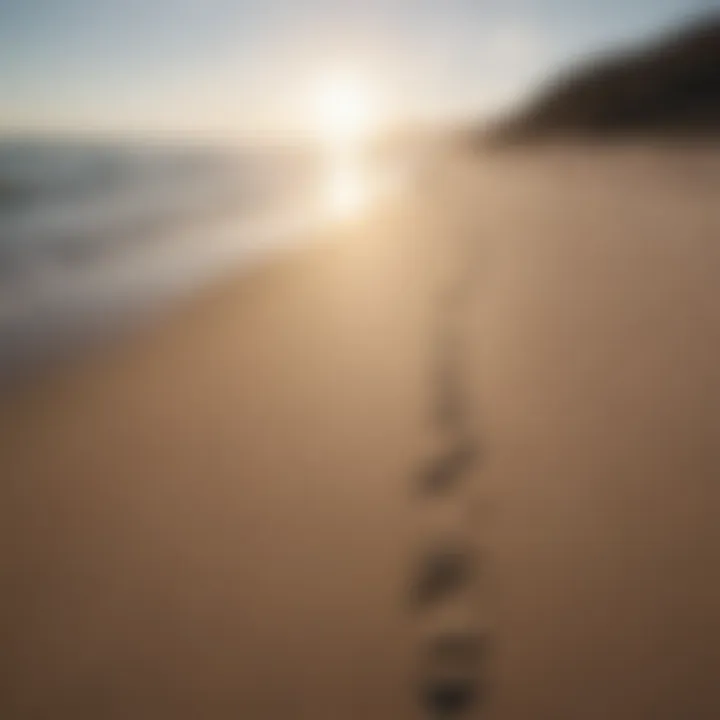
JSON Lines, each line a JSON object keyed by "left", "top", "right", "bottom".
{"left": 0, "top": 0, "right": 708, "bottom": 139}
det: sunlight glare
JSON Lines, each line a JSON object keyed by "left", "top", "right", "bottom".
{"left": 313, "top": 70, "right": 379, "bottom": 148}
{"left": 311, "top": 69, "right": 381, "bottom": 222}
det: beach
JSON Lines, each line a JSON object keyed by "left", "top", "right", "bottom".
{"left": 1, "top": 145, "right": 719, "bottom": 719}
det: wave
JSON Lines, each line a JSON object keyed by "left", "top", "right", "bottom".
{"left": 0, "top": 139, "right": 326, "bottom": 373}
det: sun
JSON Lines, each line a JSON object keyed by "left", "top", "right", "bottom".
{"left": 312, "top": 70, "right": 379, "bottom": 149}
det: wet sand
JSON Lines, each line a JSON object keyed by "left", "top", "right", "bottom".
{"left": 1, "top": 146, "right": 719, "bottom": 719}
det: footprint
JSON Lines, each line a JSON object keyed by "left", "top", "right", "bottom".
{"left": 416, "top": 440, "right": 479, "bottom": 496}
{"left": 420, "top": 674, "right": 481, "bottom": 717}
{"left": 410, "top": 541, "right": 476, "bottom": 609}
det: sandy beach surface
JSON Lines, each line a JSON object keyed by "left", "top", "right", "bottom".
{"left": 1, "top": 146, "right": 719, "bottom": 719}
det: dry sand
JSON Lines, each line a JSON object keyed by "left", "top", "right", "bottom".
{"left": 1, "top": 145, "right": 718, "bottom": 719}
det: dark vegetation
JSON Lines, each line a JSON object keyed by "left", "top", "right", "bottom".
{"left": 491, "top": 14, "right": 720, "bottom": 142}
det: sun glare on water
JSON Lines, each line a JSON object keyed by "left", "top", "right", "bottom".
{"left": 312, "top": 70, "right": 380, "bottom": 220}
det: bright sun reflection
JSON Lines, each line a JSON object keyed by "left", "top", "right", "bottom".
{"left": 313, "top": 71, "right": 379, "bottom": 149}
{"left": 327, "top": 166, "right": 366, "bottom": 218}
{"left": 312, "top": 70, "right": 379, "bottom": 220}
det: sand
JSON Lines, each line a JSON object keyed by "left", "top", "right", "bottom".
{"left": 1, "top": 145, "right": 719, "bottom": 719}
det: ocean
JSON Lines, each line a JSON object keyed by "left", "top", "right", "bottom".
{"left": 0, "top": 138, "right": 338, "bottom": 374}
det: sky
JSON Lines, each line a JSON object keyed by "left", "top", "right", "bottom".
{"left": 0, "top": 0, "right": 710, "bottom": 140}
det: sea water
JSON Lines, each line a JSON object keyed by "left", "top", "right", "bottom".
{"left": 0, "top": 138, "right": 330, "bottom": 373}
